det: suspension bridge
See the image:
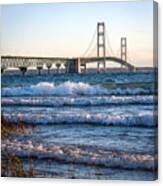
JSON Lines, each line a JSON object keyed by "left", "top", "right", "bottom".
{"left": 1, "top": 22, "right": 135, "bottom": 75}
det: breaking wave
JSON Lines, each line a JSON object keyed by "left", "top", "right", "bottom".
{"left": 3, "top": 112, "right": 156, "bottom": 127}
{"left": 1, "top": 95, "right": 155, "bottom": 107}
{"left": 2, "top": 140, "right": 157, "bottom": 171}
{"left": 2, "top": 81, "right": 153, "bottom": 97}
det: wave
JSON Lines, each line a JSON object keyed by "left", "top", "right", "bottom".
{"left": 1, "top": 95, "right": 155, "bottom": 107}
{"left": 1, "top": 81, "right": 154, "bottom": 97}
{"left": 3, "top": 112, "right": 156, "bottom": 127}
{"left": 2, "top": 140, "right": 157, "bottom": 171}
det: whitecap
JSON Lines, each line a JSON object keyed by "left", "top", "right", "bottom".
{"left": 2, "top": 140, "right": 157, "bottom": 171}
{"left": 2, "top": 81, "right": 153, "bottom": 97}
{"left": 1, "top": 95, "right": 155, "bottom": 107}
{"left": 3, "top": 112, "right": 156, "bottom": 127}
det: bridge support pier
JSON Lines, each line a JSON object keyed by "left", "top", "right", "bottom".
{"left": 81, "top": 64, "right": 86, "bottom": 73}
{"left": 1, "top": 64, "right": 6, "bottom": 74}
{"left": 56, "top": 63, "right": 61, "bottom": 74}
{"left": 1, "top": 68, "right": 5, "bottom": 74}
{"left": 46, "top": 64, "right": 52, "bottom": 74}
{"left": 68, "top": 58, "right": 81, "bottom": 73}
{"left": 97, "top": 63, "right": 105, "bottom": 73}
{"left": 97, "top": 63, "right": 100, "bottom": 73}
{"left": 37, "top": 66, "right": 43, "bottom": 75}
{"left": 19, "top": 66, "right": 27, "bottom": 76}
{"left": 64, "top": 63, "right": 68, "bottom": 73}
{"left": 77, "top": 58, "right": 81, "bottom": 73}
{"left": 84, "top": 64, "right": 87, "bottom": 73}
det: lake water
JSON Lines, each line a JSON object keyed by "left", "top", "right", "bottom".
{"left": 1, "top": 71, "right": 158, "bottom": 180}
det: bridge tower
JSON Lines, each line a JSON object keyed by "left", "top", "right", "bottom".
{"left": 97, "top": 22, "right": 106, "bottom": 72}
{"left": 121, "top": 37, "right": 127, "bottom": 69}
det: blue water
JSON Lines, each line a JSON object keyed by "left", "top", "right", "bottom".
{"left": 1, "top": 71, "right": 158, "bottom": 180}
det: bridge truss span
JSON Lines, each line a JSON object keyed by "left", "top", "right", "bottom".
{"left": 80, "top": 56, "right": 135, "bottom": 71}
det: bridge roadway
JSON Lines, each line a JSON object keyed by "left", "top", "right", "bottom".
{"left": 1, "top": 55, "right": 135, "bottom": 74}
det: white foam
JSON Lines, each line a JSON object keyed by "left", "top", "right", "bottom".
{"left": 3, "top": 112, "right": 156, "bottom": 127}
{"left": 2, "top": 81, "right": 153, "bottom": 97}
{"left": 2, "top": 140, "right": 156, "bottom": 171}
{"left": 1, "top": 95, "right": 155, "bottom": 107}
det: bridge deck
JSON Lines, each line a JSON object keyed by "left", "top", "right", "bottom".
{"left": 1, "top": 55, "right": 135, "bottom": 72}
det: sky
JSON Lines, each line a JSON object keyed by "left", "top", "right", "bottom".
{"left": 0, "top": 0, "right": 154, "bottom": 67}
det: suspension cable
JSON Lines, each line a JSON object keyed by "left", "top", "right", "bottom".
{"left": 105, "top": 28, "right": 115, "bottom": 57}
{"left": 81, "top": 27, "right": 97, "bottom": 57}
{"left": 86, "top": 44, "right": 97, "bottom": 57}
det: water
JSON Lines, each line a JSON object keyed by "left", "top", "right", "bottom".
{"left": 1, "top": 71, "right": 158, "bottom": 180}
